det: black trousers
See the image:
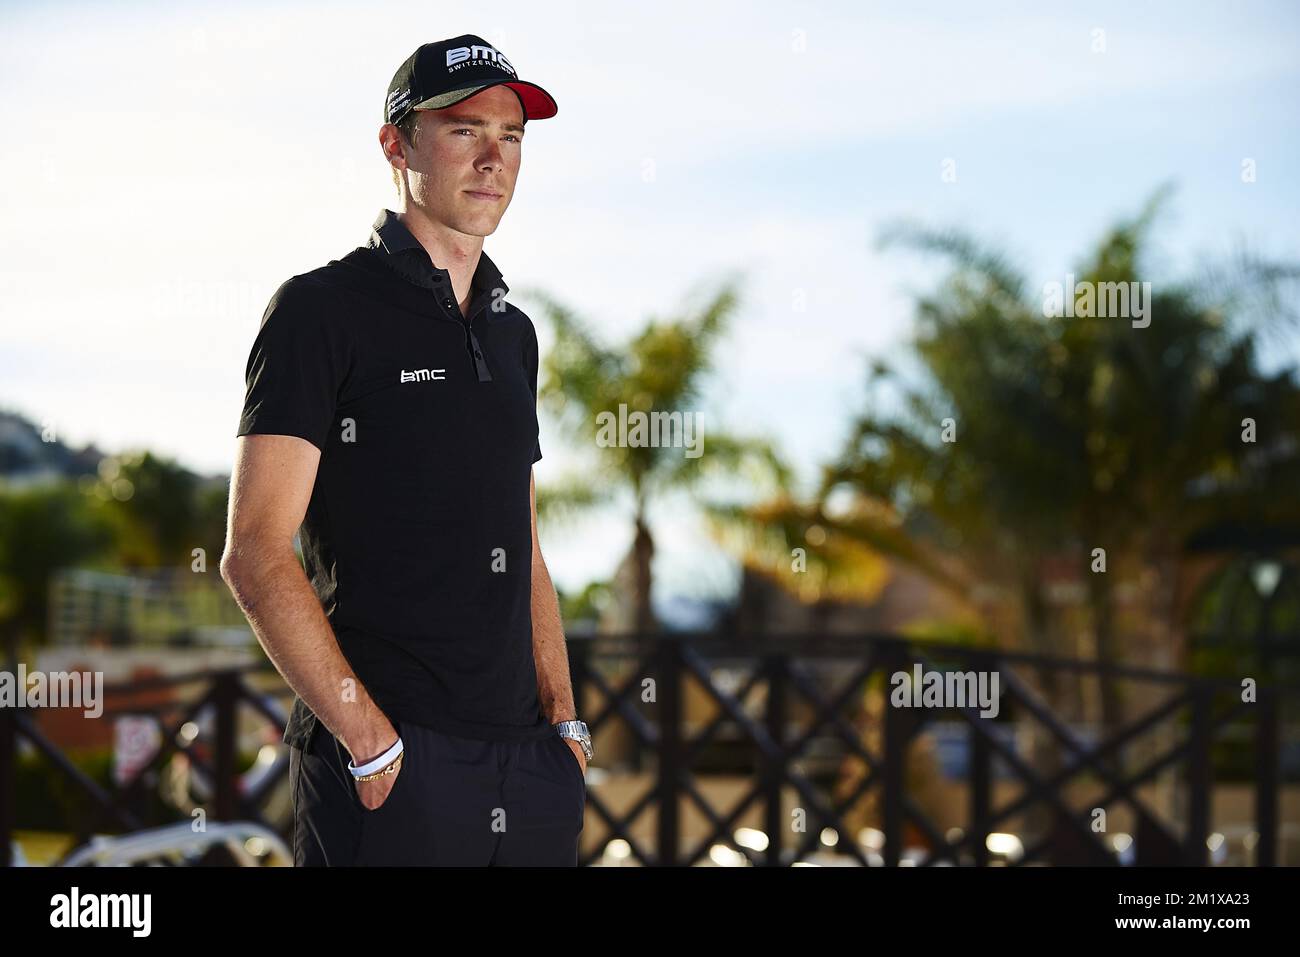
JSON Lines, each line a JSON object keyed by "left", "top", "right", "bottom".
{"left": 289, "top": 719, "right": 585, "bottom": 866}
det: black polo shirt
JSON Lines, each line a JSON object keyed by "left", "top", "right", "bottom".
{"left": 237, "top": 209, "right": 552, "bottom": 748}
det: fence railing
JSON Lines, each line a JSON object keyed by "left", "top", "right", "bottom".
{"left": 0, "top": 633, "right": 1288, "bottom": 866}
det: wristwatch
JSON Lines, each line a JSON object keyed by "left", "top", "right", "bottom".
{"left": 554, "top": 719, "right": 593, "bottom": 762}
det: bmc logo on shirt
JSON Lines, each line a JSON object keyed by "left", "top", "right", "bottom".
{"left": 400, "top": 368, "right": 446, "bottom": 383}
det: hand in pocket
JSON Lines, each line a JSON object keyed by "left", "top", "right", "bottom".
{"left": 560, "top": 736, "right": 587, "bottom": 777}
{"left": 355, "top": 757, "right": 403, "bottom": 810}
{"left": 348, "top": 721, "right": 406, "bottom": 811}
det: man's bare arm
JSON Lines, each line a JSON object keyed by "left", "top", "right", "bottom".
{"left": 219, "top": 434, "right": 397, "bottom": 788}
{"left": 529, "top": 469, "right": 577, "bottom": 728}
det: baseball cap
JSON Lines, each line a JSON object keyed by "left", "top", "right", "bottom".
{"left": 385, "top": 34, "right": 558, "bottom": 127}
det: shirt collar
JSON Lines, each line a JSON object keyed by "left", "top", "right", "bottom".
{"left": 364, "top": 208, "right": 510, "bottom": 299}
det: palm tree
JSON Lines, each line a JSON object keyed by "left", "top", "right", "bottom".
{"left": 695, "top": 187, "right": 1299, "bottom": 852}
{"left": 520, "top": 278, "right": 792, "bottom": 634}
{"left": 709, "top": 185, "right": 1300, "bottom": 743}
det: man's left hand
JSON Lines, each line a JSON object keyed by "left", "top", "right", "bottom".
{"left": 563, "top": 736, "right": 587, "bottom": 775}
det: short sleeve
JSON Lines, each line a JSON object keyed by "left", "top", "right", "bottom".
{"left": 237, "top": 277, "right": 352, "bottom": 452}
{"left": 523, "top": 317, "right": 543, "bottom": 464}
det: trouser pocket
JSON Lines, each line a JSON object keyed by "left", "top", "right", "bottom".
{"left": 553, "top": 732, "right": 586, "bottom": 783}
{"left": 550, "top": 733, "right": 586, "bottom": 832}
{"left": 293, "top": 730, "right": 363, "bottom": 867}
{"left": 353, "top": 721, "right": 416, "bottom": 865}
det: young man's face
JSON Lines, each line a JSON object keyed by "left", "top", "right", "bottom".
{"left": 394, "top": 84, "right": 525, "bottom": 237}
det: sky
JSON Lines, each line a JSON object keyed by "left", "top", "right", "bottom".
{"left": 2, "top": 0, "right": 1298, "bottom": 602}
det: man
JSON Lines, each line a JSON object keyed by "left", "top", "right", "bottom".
{"left": 220, "top": 34, "right": 591, "bottom": 866}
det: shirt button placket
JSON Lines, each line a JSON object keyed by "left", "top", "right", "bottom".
{"left": 430, "top": 270, "right": 492, "bottom": 381}
{"left": 467, "top": 326, "right": 492, "bottom": 381}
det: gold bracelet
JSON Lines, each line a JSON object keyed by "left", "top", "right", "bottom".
{"left": 354, "top": 752, "right": 403, "bottom": 783}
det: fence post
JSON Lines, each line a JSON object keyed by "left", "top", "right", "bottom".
{"left": 0, "top": 638, "right": 17, "bottom": 868}
{"left": 212, "top": 671, "right": 239, "bottom": 823}
{"left": 570, "top": 634, "right": 589, "bottom": 727}
{"left": 882, "top": 643, "right": 906, "bottom": 867}
{"left": 763, "top": 653, "right": 786, "bottom": 867}
{"left": 1184, "top": 684, "right": 1212, "bottom": 865}
{"left": 657, "top": 635, "right": 682, "bottom": 866}
{"left": 1255, "top": 689, "right": 1278, "bottom": 867}
{"left": 970, "top": 719, "right": 991, "bottom": 867}
{"left": 0, "top": 704, "right": 14, "bottom": 867}
{"left": 570, "top": 636, "right": 589, "bottom": 865}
